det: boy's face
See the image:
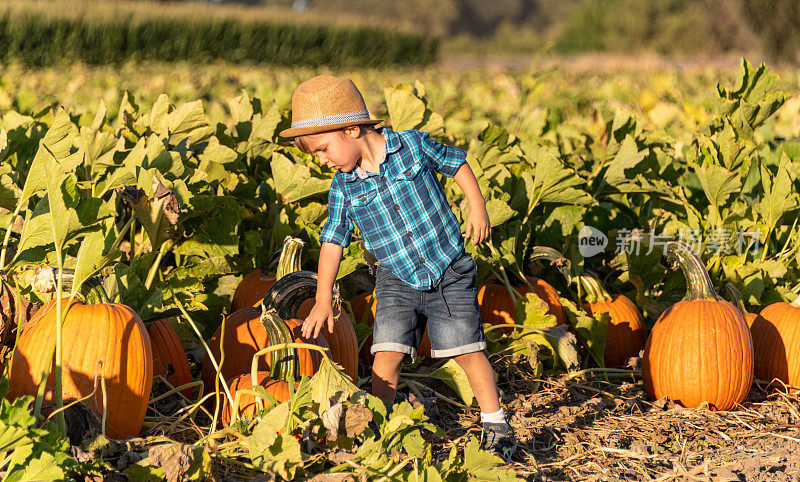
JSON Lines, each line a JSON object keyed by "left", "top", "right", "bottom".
{"left": 301, "top": 127, "right": 361, "bottom": 172}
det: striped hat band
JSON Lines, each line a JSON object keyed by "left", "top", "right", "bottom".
{"left": 290, "top": 110, "right": 371, "bottom": 129}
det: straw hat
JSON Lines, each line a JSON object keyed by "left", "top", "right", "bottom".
{"left": 279, "top": 75, "right": 382, "bottom": 138}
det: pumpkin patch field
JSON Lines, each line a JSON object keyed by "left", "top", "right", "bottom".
{"left": 1, "top": 58, "right": 800, "bottom": 480}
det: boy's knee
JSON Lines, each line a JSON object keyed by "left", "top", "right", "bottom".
{"left": 372, "top": 351, "right": 406, "bottom": 367}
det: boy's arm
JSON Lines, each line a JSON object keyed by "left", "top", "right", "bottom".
{"left": 418, "top": 131, "right": 491, "bottom": 246}
{"left": 453, "top": 163, "right": 491, "bottom": 245}
{"left": 303, "top": 241, "right": 344, "bottom": 338}
{"left": 315, "top": 241, "right": 343, "bottom": 305}
{"left": 304, "top": 179, "right": 351, "bottom": 338}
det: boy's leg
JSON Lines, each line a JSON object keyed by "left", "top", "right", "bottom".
{"left": 370, "top": 264, "right": 425, "bottom": 404}
{"left": 371, "top": 351, "right": 406, "bottom": 405}
{"left": 452, "top": 351, "right": 501, "bottom": 414}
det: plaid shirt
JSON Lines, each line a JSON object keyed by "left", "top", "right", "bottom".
{"left": 320, "top": 127, "right": 467, "bottom": 290}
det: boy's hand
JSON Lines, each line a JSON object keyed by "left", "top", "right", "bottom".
{"left": 302, "top": 300, "right": 336, "bottom": 339}
{"left": 465, "top": 206, "right": 491, "bottom": 246}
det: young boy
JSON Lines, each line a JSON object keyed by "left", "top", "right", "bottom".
{"left": 280, "top": 74, "right": 517, "bottom": 460}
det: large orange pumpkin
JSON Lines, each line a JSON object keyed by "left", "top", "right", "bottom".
{"left": 264, "top": 271, "right": 358, "bottom": 382}
{"left": 7, "top": 299, "right": 152, "bottom": 439}
{"left": 751, "top": 299, "right": 800, "bottom": 391}
{"left": 230, "top": 237, "right": 303, "bottom": 312}
{"left": 148, "top": 319, "right": 193, "bottom": 399}
{"left": 201, "top": 307, "right": 328, "bottom": 395}
{"left": 642, "top": 241, "right": 753, "bottom": 411}
{"left": 577, "top": 275, "right": 646, "bottom": 367}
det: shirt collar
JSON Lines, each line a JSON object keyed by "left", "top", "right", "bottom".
{"left": 343, "top": 127, "right": 401, "bottom": 183}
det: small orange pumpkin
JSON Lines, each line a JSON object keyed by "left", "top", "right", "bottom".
{"left": 8, "top": 298, "right": 152, "bottom": 439}
{"left": 751, "top": 298, "right": 800, "bottom": 391}
{"left": 577, "top": 274, "right": 646, "bottom": 367}
{"left": 223, "top": 371, "right": 292, "bottom": 422}
{"left": 148, "top": 318, "right": 192, "bottom": 399}
{"left": 642, "top": 242, "right": 753, "bottom": 411}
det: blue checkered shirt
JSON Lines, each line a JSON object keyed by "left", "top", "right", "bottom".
{"left": 319, "top": 127, "right": 467, "bottom": 290}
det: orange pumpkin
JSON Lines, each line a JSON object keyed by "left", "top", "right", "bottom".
{"left": 230, "top": 237, "right": 303, "bottom": 312}
{"left": 148, "top": 319, "right": 192, "bottom": 399}
{"left": 201, "top": 307, "right": 328, "bottom": 394}
{"left": 8, "top": 299, "right": 152, "bottom": 439}
{"left": 642, "top": 242, "right": 753, "bottom": 411}
{"left": 751, "top": 299, "right": 800, "bottom": 391}
{"left": 264, "top": 271, "right": 358, "bottom": 382}
{"left": 577, "top": 275, "right": 646, "bottom": 367}
{"left": 223, "top": 371, "right": 292, "bottom": 423}
{"left": 477, "top": 276, "right": 568, "bottom": 330}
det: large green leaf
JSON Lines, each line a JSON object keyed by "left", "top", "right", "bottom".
{"left": 70, "top": 218, "right": 123, "bottom": 297}
{"left": 463, "top": 436, "right": 523, "bottom": 481}
{"left": 19, "top": 110, "right": 76, "bottom": 204}
{"left": 270, "top": 153, "right": 331, "bottom": 203}
{"left": 605, "top": 135, "right": 647, "bottom": 184}
{"left": 384, "top": 84, "right": 425, "bottom": 132}
{"left": 758, "top": 154, "right": 798, "bottom": 237}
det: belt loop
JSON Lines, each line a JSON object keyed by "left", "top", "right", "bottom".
{"left": 438, "top": 282, "right": 451, "bottom": 317}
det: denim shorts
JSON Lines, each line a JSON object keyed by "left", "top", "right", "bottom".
{"left": 370, "top": 253, "right": 486, "bottom": 359}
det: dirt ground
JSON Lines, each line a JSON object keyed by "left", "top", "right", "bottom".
{"left": 414, "top": 365, "right": 800, "bottom": 481}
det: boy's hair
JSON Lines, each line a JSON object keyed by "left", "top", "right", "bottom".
{"left": 294, "top": 125, "right": 377, "bottom": 154}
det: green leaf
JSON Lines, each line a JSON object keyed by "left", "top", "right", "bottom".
{"left": 463, "top": 436, "right": 522, "bottom": 481}
{"left": 71, "top": 218, "right": 123, "bottom": 297}
{"left": 248, "top": 403, "right": 289, "bottom": 454}
{"left": 167, "top": 99, "right": 211, "bottom": 145}
{"left": 4, "top": 450, "right": 65, "bottom": 482}
{"left": 525, "top": 147, "right": 594, "bottom": 214}
{"left": 310, "top": 356, "right": 359, "bottom": 414}
{"left": 484, "top": 198, "right": 515, "bottom": 227}
{"left": 605, "top": 135, "right": 647, "bottom": 183}
{"left": 560, "top": 297, "right": 609, "bottom": 368}
{"left": 759, "top": 154, "right": 798, "bottom": 236}
{"left": 428, "top": 359, "right": 478, "bottom": 406}
{"left": 694, "top": 163, "right": 741, "bottom": 214}
{"left": 19, "top": 110, "right": 76, "bottom": 204}
{"left": 270, "top": 153, "right": 331, "bottom": 203}
{"left": 0, "top": 166, "right": 21, "bottom": 210}
{"left": 384, "top": 84, "right": 425, "bottom": 132}
{"left": 44, "top": 152, "right": 82, "bottom": 252}
{"left": 249, "top": 434, "right": 302, "bottom": 480}
{"left": 199, "top": 137, "right": 237, "bottom": 165}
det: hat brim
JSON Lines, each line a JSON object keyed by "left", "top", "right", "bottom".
{"left": 279, "top": 118, "right": 383, "bottom": 138}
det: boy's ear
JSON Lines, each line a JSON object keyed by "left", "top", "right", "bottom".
{"left": 342, "top": 125, "right": 362, "bottom": 139}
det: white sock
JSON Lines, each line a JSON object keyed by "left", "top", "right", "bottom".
{"left": 480, "top": 408, "right": 506, "bottom": 424}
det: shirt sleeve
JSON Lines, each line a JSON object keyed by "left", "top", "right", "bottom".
{"left": 319, "top": 179, "right": 353, "bottom": 247}
{"left": 418, "top": 130, "right": 467, "bottom": 178}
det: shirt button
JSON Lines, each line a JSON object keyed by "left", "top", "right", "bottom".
{"left": 420, "top": 257, "right": 425, "bottom": 264}
{"left": 360, "top": 196, "right": 366, "bottom": 202}
{"left": 405, "top": 171, "right": 412, "bottom": 177}
{"left": 406, "top": 231, "right": 412, "bottom": 236}
{"left": 381, "top": 176, "right": 386, "bottom": 181}
{"left": 394, "top": 204, "right": 400, "bottom": 210}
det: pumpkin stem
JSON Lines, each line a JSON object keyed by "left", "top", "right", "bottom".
{"left": 724, "top": 283, "right": 748, "bottom": 313}
{"left": 276, "top": 236, "right": 304, "bottom": 280}
{"left": 576, "top": 274, "right": 613, "bottom": 304}
{"left": 661, "top": 241, "right": 719, "bottom": 301}
{"left": 264, "top": 271, "right": 341, "bottom": 319}
{"left": 528, "top": 246, "right": 572, "bottom": 285}
{"left": 259, "top": 307, "right": 298, "bottom": 382}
